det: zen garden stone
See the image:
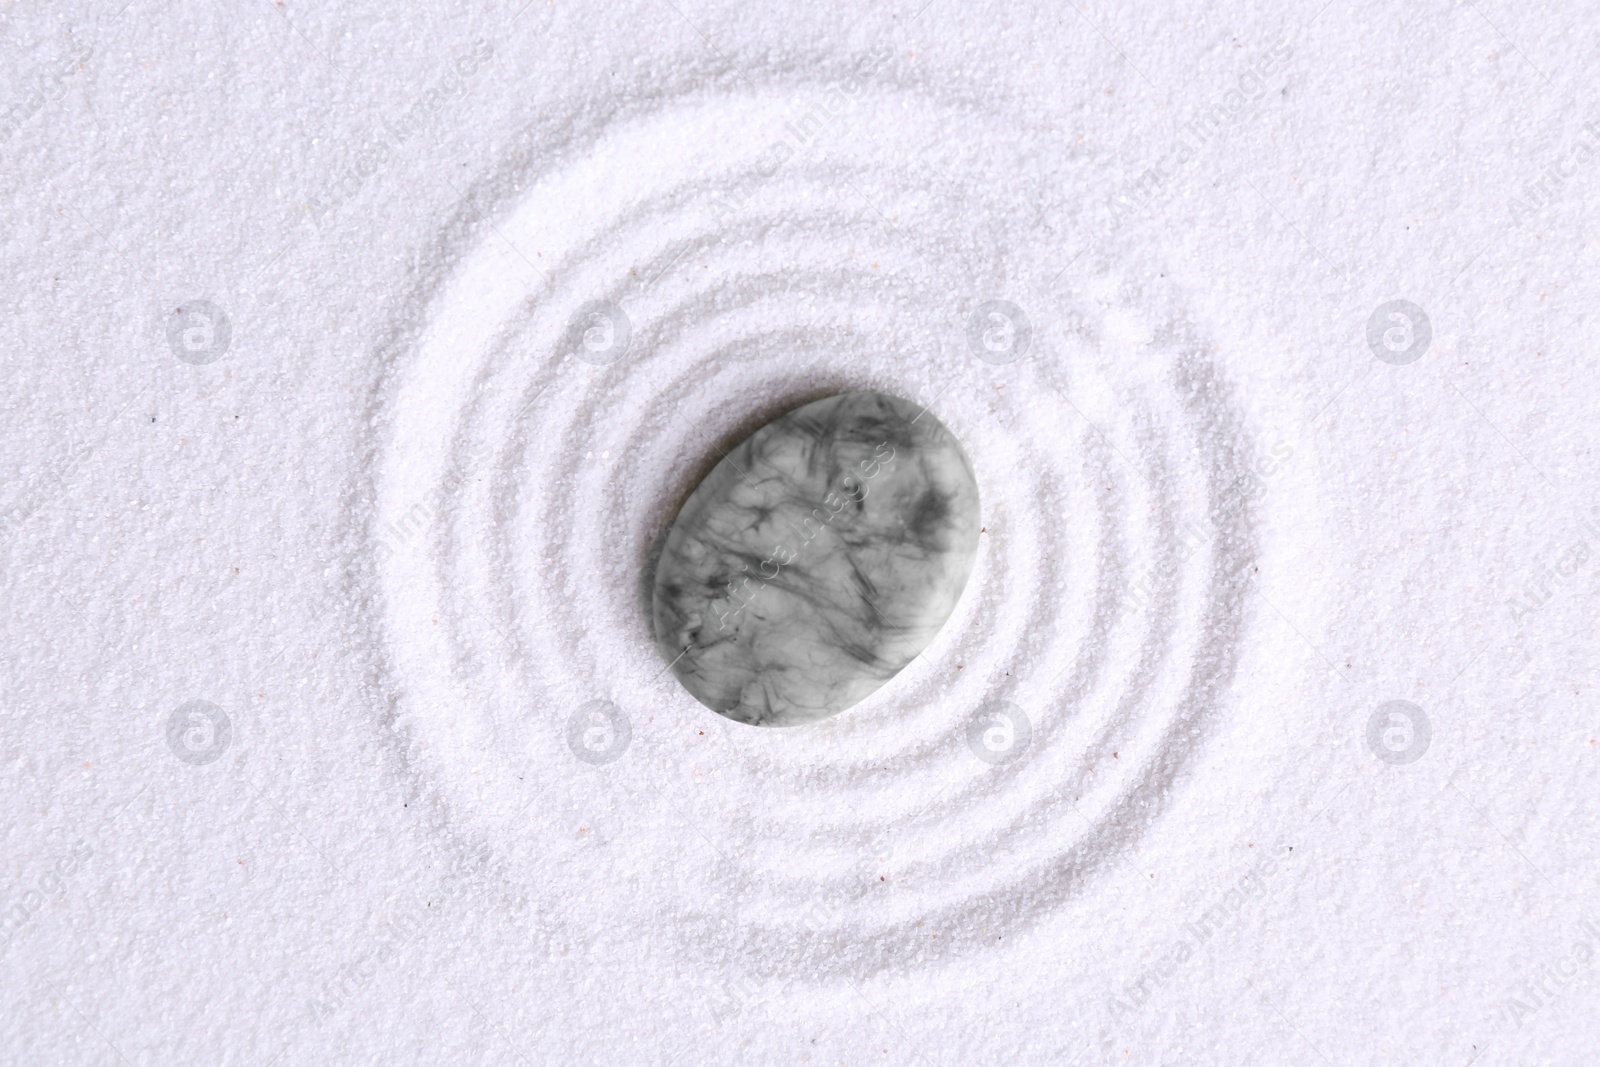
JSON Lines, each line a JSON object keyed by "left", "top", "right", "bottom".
{"left": 652, "top": 391, "right": 981, "bottom": 726}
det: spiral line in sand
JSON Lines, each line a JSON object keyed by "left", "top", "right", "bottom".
{"left": 371, "top": 78, "right": 1257, "bottom": 978}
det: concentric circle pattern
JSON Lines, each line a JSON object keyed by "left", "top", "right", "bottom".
{"left": 371, "top": 77, "right": 1257, "bottom": 980}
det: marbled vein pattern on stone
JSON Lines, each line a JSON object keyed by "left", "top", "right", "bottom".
{"left": 652, "top": 391, "right": 981, "bottom": 726}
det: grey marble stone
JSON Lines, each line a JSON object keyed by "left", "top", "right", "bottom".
{"left": 652, "top": 391, "right": 980, "bottom": 726}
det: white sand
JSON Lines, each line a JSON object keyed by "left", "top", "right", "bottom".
{"left": 2, "top": 1, "right": 1596, "bottom": 1063}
